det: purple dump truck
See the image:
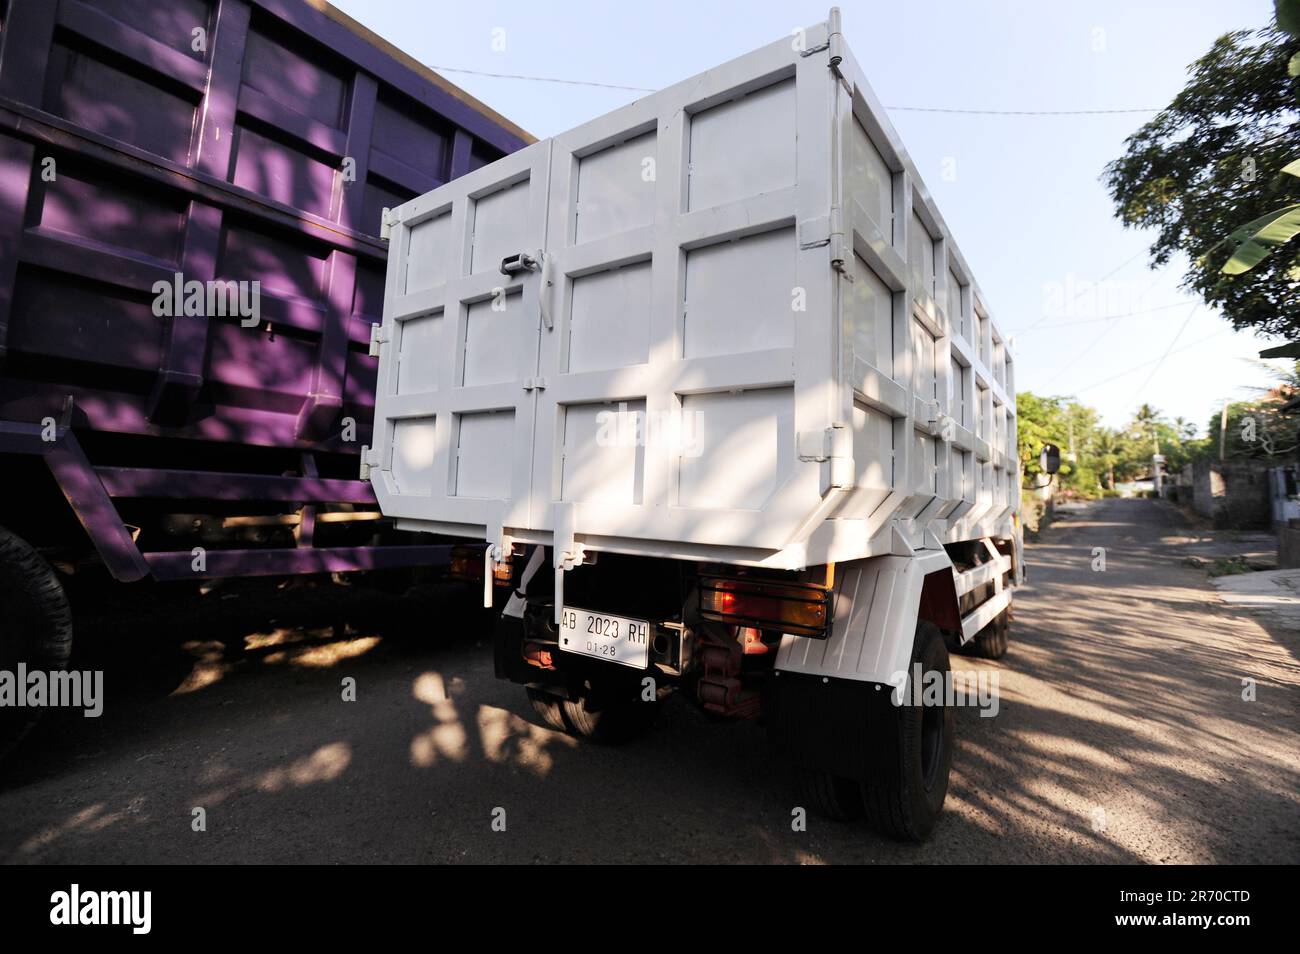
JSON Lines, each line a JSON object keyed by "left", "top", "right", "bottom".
{"left": 0, "top": 0, "right": 529, "bottom": 750}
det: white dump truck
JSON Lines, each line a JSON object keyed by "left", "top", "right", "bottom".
{"left": 365, "top": 9, "right": 1044, "bottom": 840}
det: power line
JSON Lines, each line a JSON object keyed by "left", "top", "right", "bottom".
{"left": 1037, "top": 283, "right": 1195, "bottom": 390}
{"left": 1010, "top": 299, "right": 1198, "bottom": 334}
{"left": 1047, "top": 313, "right": 1128, "bottom": 384}
{"left": 430, "top": 66, "right": 656, "bottom": 93}
{"left": 428, "top": 65, "right": 1162, "bottom": 114}
{"left": 1017, "top": 250, "right": 1151, "bottom": 335}
{"left": 887, "top": 105, "right": 1159, "bottom": 116}
{"left": 1024, "top": 261, "right": 1174, "bottom": 386}
{"left": 1126, "top": 303, "right": 1200, "bottom": 403}
{"left": 1073, "top": 328, "right": 1233, "bottom": 394}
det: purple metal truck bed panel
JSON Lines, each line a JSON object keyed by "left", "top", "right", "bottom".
{"left": 0, "top": 0, "right": 529, "bottom": 577}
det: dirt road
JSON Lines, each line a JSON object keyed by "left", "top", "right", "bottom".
{"left": 0, "top": 498, "right": 1296, "bottom": 863}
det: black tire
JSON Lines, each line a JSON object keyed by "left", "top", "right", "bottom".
{"left": 798, "top": 768, "right": 864, "bottom": 822}
{"left": 527, "top": 680, "right": 660, "bottom": 744}
{"left": 526, "top": 687, "right": 567, "bottom": 731}
{"left": 561, "top": 685, "right": 660, "bottom": 744}
{"left": 952, "top": 542, "right": 1011, "bottom": 660}
{"left": 862, "top": 621, "right": 955, "bottom": 842}
{"left": 958, "top": 610, "right": 1010, "bottom": 660}
{"left": 0, "top": 526, "right": 73, "bottom": 759}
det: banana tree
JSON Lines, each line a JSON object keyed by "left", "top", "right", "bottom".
{"left": 1221, "top": 0, "right": 1300, "bottom": 276}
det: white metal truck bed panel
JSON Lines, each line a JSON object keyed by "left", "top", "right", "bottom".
{"left": 369, "top": 10, "right": 1019, "bottom": 571}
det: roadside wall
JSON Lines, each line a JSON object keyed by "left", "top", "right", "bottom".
{"left": 1192, "top": 459, "right": 1272, "bottom": 529}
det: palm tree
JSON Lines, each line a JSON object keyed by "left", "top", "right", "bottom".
{"left": 1095, "top": 429, "right": 1122, "bottom": 490}
{"left": 1132, "top": 403, "right": 1164, "bottom": 453}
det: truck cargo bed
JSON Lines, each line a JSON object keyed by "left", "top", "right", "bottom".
{"left": 370, "top": 10, "right": 1019, "bottom": 573}
{"left": 0, "top": 0, "right": 529, "bottom": 578}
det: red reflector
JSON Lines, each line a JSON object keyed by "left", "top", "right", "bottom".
{"left": 522, "top": 642, "right": 555, "bottom": 670}
{"left": 739, "top": 626, "right": 768, "bottom": 655}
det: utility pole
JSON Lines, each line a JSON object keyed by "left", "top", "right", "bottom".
{"left": 1152, "top": 424, "right": 1163, "bottom": 496}
{"left": 1219, "top": 402, "right": 1229, "bottom": 460}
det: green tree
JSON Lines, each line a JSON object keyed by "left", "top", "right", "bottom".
{"left": 1103, "top": 6, "right": 1300, "bottom": 336}
{"left": 1217, "top": 1, "right": 1300, "bottom": 278}
{"left": 1132, "top": 403, "right": 1163, "bottom": 452}
{"left": 1016, "top": 392, "right": 1209, "bottom": 492}
{"left": 1207, "top": 359, "right": 1300, "bottom": 458}
{"left": 1017, "top": 392, "right": 1107, "bottom": 496}
{"left": 1211, "top": 399, "right": 1297, "bottom": 457}
{"left": 1093, "top": 429, "right": 1124, "bottom": 489}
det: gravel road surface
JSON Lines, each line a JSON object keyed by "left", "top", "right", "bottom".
{"left": 1, "top": 497, "right": 1296, "bottom": 863}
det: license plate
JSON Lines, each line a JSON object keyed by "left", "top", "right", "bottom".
{"left": 558, "top": 607, "right": 650, "bottom": 669}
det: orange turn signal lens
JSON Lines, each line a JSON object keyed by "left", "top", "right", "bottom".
{"left": 699, "top": 576, "right": 830, "bottom": 637}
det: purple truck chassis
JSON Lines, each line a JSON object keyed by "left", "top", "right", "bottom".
{"left": 0, "top": 419, "right": 453, "bottom": 580}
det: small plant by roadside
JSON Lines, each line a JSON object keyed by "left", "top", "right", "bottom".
{"left": 1212, "top": 557, "right": 1255, "bottom": 576}
{"left": 1185, "top": 555, "right": 1256, "bottom": 576}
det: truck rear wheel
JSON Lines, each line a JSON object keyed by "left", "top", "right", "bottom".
{"left": 526, "top": 681, "right": 659, "bottom": 744}
{"left": 0, "top": 526, "right": 74, "bottom": 759}
{"left": 797, "top": 769, "right": 864, "bottom": 822}
{"left": 957, "top": 610, "right": 1010, "bottom": 660}
{"left": 526, "top": 687, "right": 568, "bottom": 732}
{"left": 862, "top": 621, "right": 954, "bottom": 841}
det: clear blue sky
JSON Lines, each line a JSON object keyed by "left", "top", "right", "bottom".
{"left": 335, "top": 0, "right": 1283, "bottom": 434}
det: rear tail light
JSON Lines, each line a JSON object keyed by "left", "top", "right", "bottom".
{"left": 698, "top": 575, "right": 830, "bottom": 637}
{"left": 448, "top": 545, "right": 516, "bottom": 587}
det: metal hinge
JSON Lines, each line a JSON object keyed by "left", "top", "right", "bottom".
{"left": 380, "top": 207, "right": 395, "bottom": 241}
{"left": 368, "top": 323, "right": 389, "bottom": 357}
{"left": 522, "top": 377, "right": 548, "bottom": 391}
{"left": 800, "top": 210, "right": 852, "bottom": 280}
{"left": 799, "top": 215, "right": 830, "bottom": 250}
{"left": 797, "top": 7, "right": 838, "bottom": 58}
{"left": 358, "top": 444, "right": 380, "bottom": 480}
{"left": 799, "top": 423, "right": 853, "bottom": 490}
{"left": 828, "top": 205, "right": 853, "bottom": 281}
{"left": 827, "top": 7, "right": 844, "bottom": 76}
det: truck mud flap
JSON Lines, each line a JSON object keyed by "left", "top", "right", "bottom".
{"left": 766, "top": 671, "right": 885, "bottom": 782}
{"left": 493, "top": 612, "right": 531, "bottom": 685}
